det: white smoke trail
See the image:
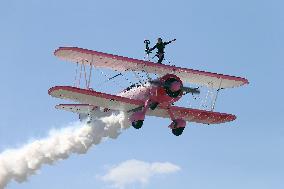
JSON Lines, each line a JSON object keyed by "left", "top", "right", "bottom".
{"left": 0, "top": 111, "right": 129, "bottom": 189}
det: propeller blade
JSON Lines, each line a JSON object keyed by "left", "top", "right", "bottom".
{"left": 182, "top": 87, "right": 200, "bottom": 94}
{"left": 149, "top": 80, "right": 200, "bottom": 95}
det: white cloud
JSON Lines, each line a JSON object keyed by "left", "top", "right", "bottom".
{"left": 98, "top": 159, "right": 181, "bottom": 189}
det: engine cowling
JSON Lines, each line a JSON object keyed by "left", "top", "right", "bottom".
{"left": 150, "top": 74, "right": 183, "bottom": 104}
{"left": 163, "top": 77, "right": 183, "bottom": 98}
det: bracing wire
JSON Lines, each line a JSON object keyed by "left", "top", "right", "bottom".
{"left": 83, "top": 63, "right": 88, "bottom": 88}
{"left": 87, "top": 64, "right": 93, "bottom": 88}
{"left": 78, "top": 63, "right": 83, "bottom": 87}
{"left": 74, "top": 62, "right": 79, "bottom": 87}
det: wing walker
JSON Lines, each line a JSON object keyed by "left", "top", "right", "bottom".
{"left": 48, "top": 39, "right": 249, "bottom": 136}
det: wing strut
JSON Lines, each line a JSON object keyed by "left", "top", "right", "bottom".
{"left": 72, "top": 59, "right": 94, "bottom": 89}
{"left": 211, "top": 79, "right": 223, "bottom": 111}
{"left": 87, "top": 63, "right": 93, "bottom": 88}
{"left": 83, "top": 62, "right": 88, "bottom": 88}
{"left": 78, "top": 62, "right": 83, "bottom": 87}
{"left": 74, "top": 62, "right": 79, "bottom": 87}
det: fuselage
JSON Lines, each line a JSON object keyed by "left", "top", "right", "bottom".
{"left": 117, "top": 74, "right": 183, "bottom": 108}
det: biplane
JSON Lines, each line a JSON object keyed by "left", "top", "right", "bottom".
{"left": 48, "top": 46, "right": 249, "bottom": 136}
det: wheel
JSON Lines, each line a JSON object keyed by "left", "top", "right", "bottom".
{"left": 172, "top": 127, "right": 184, "bottom": 136}
{"left": 132, "top": 120, "right": 144, "bottom": 129}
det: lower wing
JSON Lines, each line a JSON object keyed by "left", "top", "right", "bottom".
{"left": 49, "top": 86, "right": 236, "bottom": 124}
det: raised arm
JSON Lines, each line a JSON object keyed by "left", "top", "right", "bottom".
{"left": 164, "top": 38, "right": 176, "bottom": 45}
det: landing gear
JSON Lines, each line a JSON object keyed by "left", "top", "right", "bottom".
{"left": 168, "top": 119, "right": 186, "bottom": 136}
{"left": 129, "top": 111, "right": 145, "bottom": 130}
{"left": 172, "top": 127, "right": 184, "bottom": 136}
{"left": 149, "top": 102, "right": 159, "bottom": 110}
{"left": 132, "top": 120, "right": 144, "bottom": 129}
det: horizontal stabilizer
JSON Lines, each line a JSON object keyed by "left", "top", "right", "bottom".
{"left": 55, "top": 104, "right": 97, "bottom": 114}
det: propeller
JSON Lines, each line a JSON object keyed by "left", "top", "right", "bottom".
{"left": 182, "top": 87, "right": 200, "bottom": 95}
{"left": 149, "top": 80, "right": 200, "bottom": 95}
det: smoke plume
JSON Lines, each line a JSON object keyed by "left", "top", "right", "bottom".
{"left": 0, "top": 111, "right": 129, "bottom": 189}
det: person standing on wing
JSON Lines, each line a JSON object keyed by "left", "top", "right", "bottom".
{"left": 148, "top": 38, "right": 176, "bottom": 64}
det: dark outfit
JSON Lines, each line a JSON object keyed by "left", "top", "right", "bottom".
{"left": 149, "top": 40, "right": 173, "bottom": 63}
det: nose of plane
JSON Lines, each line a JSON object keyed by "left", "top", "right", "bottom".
{"left": 170, "top": 81, "right": 181, "bottom": 92}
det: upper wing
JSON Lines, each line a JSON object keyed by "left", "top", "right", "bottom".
{"left": 54, "top": 47, "right": 249, "bottom": 89}
{"left": 48, "top": 86, "right": 236, "bottom": 124}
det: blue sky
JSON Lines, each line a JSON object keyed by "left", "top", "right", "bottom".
{"left": 0, "top": 0, "right": 283, "bottom": 188}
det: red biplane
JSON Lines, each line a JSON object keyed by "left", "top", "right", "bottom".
{"left": 48, "top": 47, "right": 248, "bottom": 136}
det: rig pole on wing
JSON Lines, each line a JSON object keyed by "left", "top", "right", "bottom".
{"left": 143, "top": 39, "right": 152, "bottom": 81}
